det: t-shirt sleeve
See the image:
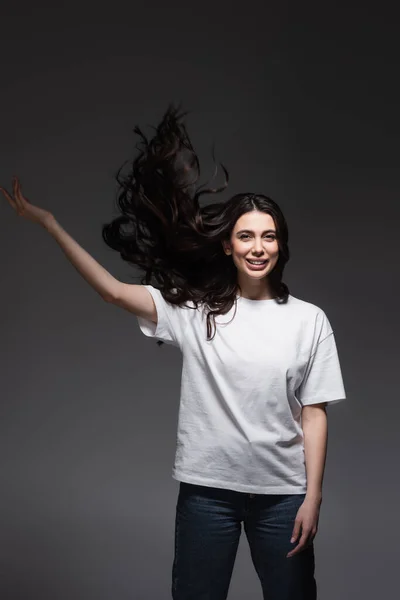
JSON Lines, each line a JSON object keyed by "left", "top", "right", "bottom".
{"left": 296, "top": 311, "right": 346, "bottom": 407}
{"left": 136, "top": 285, "right": 187, "bottom": 349}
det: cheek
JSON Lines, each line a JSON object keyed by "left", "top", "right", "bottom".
{"left": 232, "top": 244, "right": 247, "bottom": 256}
{"left": 271, "top": 242, "right": 280, "bottom": 256}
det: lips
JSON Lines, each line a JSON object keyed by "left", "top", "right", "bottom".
{"left": 245, "top": 259, "right": 269, "bottom": 270}
{"left": 246, "top": 259, "right": 268, "bottom": 265}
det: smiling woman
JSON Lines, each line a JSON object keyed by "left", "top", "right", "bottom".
{"left": 223, "top": 211, "right": 280, "bottom": 287}
{"left": 1, "top": 103, "right": 346, "bottom": 600}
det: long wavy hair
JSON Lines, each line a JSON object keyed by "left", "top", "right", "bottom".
{"left": 102, "top": 104, "right": 290, "bottom": 345}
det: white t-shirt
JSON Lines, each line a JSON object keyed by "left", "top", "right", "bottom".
{"left": 137, "top": 285, "right": 346, "bottom": 494}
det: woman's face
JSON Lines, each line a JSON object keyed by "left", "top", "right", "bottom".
{"left": 222, "top": 210, "right": 280, "bottom": 279}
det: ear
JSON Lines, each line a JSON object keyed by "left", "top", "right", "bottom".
{"left": 222, "top": 241, "right": 232, "bottom": 255}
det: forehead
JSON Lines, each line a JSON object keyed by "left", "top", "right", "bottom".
{"left": 233, "top": 211, "right": 275, "bottom": 231}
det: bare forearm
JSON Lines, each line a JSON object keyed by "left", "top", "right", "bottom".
{"left": 43, "top": 215, "right": 119, "bottom": 301}
{"left": 302, "top": 410, "right": 328, "bottom": 502}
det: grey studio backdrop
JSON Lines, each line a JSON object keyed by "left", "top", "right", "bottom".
{"left": 0, "top": 2, "right": 399, "bottom": 600}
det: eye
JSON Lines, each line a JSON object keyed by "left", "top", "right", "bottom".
{"left": 239, "top": 234, "right": 276, "bottom": 240}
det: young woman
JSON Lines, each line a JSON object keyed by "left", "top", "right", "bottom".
{"left": 1, "top": 105, "right": 346, "bottom": 600}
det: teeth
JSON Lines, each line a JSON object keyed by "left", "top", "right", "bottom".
{"left": 247, "top": 260, "right": 266, "bottom": 264}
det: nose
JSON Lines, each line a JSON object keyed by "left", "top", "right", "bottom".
{"left": 252, "top": 238, "right": 265, "bottom": 254}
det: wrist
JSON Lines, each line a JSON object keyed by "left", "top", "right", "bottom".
{"left": 305, "top": 490, "right": 322, "bottom": 504}
{"left": 42, "top": 213, "right": 56, "bottom": 231}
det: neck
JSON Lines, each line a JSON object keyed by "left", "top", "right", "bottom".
{"left": 237, "top": 276, "right": 275, "bottom": 300}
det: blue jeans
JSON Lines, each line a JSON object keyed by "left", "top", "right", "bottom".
{"left": 172, "top": 482, "right": 317, "bottom": 600}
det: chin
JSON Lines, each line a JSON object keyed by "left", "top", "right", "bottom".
{"left": 240, "top": 267, "right": 270, "bottom": 278}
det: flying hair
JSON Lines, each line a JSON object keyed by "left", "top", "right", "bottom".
{"left": 102, "top": 104, "right": 290, "bottom": 345}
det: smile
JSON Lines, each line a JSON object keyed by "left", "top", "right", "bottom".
{"left": 245, "top": 259, "right": 269, "bottom": 270}
{"left": 246, "top": 259, "right": 268, "bottom": 265}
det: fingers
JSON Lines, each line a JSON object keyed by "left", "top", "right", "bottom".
{"left": 287, "top": 531, "right": 313, "bottom": 558}
{"left": 290, "top": 522, "right": 301, "bottom": 544}
{"left": 13, "top": 176, "right": 24, "bottom": 213}
{"left": 1, "top": 176, "right": 24, "bottom": 214}
{"left": 0, "top": 184, "right": 18, "bottom": 211}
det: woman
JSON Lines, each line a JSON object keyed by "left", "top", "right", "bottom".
{"left": 1, "top": 105, "right": 346, "bottom": 600}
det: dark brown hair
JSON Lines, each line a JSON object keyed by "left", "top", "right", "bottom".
{"left": 102, "top": 105, "right": 290, "bottom": 345}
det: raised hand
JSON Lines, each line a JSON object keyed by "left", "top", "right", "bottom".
{"left": 0, "top": 176, "right": 53, "bottom": 227}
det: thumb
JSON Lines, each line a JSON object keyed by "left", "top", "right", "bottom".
{"left": 290, "top": 520, "right": 302, "bottom": 543}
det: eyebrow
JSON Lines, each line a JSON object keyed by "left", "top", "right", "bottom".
{"left": 236, "top": 229, "right": 276, "bottom": 234}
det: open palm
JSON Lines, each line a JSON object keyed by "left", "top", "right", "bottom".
{"left": 0, "top": 176, "right": 52, "bottom": 227}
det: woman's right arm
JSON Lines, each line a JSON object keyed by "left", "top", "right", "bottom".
{"left": 44, "top": 218, "right": 157, "bottom": 323}
{"left": 1, "top": 177, "right": 157, "bottom": 324}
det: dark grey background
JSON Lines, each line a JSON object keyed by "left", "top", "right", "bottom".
{"left": 1, "top": 1, "right": 399, "bottom": 599}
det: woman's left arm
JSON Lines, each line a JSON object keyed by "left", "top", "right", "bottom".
{"left": 287, "top": 403, "right": 328, "bottom": 557}
{"left": 302, "top": 403, "right": 328, "bottom": 503}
